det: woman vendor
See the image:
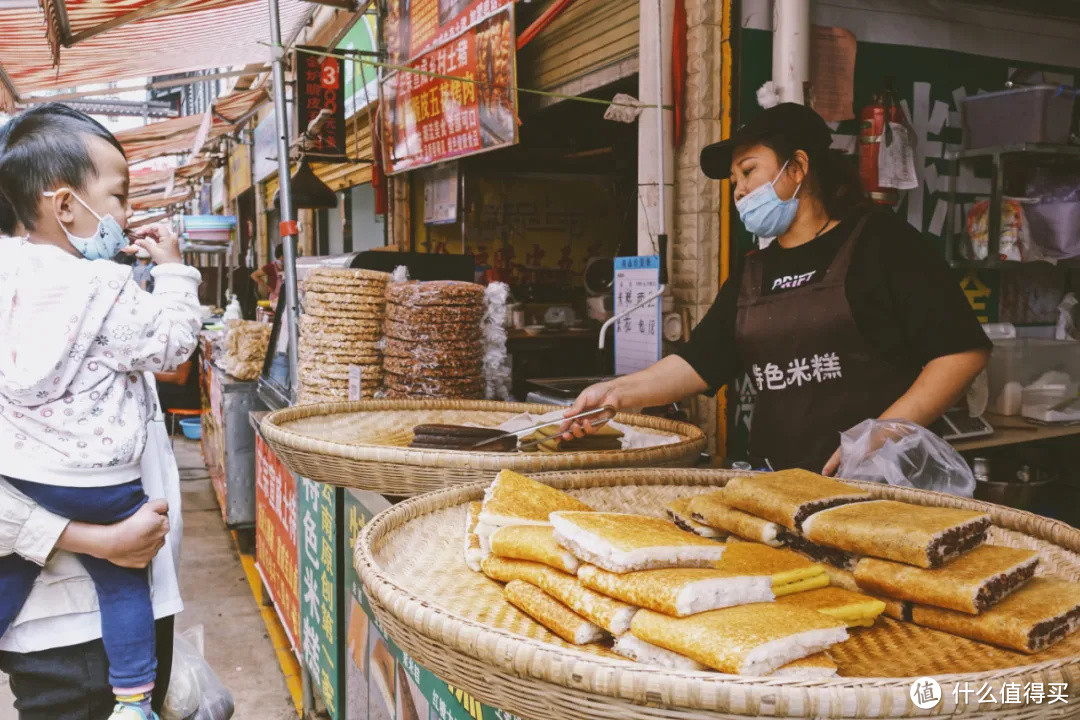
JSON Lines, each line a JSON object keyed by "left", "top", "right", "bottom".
{"left": 567, "top": 103, "right": 990, "bottom": 474}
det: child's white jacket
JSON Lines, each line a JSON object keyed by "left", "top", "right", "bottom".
{"left": 0, "top": 239, "right": 201, "bottom": 487}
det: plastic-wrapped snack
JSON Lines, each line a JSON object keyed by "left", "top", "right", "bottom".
{"left": 385, "top": 279, "right": 485, "bottom": 307}
{"left": 482, "top": 281, "right": 512, "bottom": 400}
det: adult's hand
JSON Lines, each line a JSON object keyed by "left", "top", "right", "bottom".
{"left": 561, "top": 380, "right": 623, "bottom": 439}
{"left": 59, "top": 499, "right": 170, "bottom": 569}
{"left": 822, "top": 447, "right": 842, "bottom": 476}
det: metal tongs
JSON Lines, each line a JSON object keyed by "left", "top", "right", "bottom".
{"left": 471, "top": 405, "right": 618, "bottom": 451}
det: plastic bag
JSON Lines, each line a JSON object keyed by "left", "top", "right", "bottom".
{"left": 161, "top": 625, "right": 235, "bottom": 720}
{"left": 836, "top": 419, "right": 975, "bottom": 497}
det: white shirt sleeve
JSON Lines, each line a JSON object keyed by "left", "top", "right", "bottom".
{"left": 95, "top": 263, "right": 203, "bottom": 375}
{"left": 0, "top": 479, "right": 70, "bottom": 566}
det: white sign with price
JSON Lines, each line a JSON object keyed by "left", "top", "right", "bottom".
{"left": 614, "top": 255, "right": 661, "bottom": 376}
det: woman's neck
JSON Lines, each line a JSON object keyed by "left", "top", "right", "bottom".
{"left": 776, "top": 198, "right": 835, "bottom": 249}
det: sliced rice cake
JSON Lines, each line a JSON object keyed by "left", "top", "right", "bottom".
{"left": 721, "top": 470, "right": 872, "bottom": 531}
{"left": 550, "top": 511, "right": 725, "bottom": 573}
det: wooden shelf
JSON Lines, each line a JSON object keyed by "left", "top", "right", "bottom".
{"left": 951, "top": 413, "right": 1080, "bottom": 452}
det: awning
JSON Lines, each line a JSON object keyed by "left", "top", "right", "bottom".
{"left": 131, "top": 185, "right": 195, "bottom": 211}
{"left": 130, "top": 157, "right": 215, "bottom": 194}
{"left": 0, "top": 0, "right": 312, "bottom": 111}
{"left": 115, "top": 87, "right": 267, "bottom": 163}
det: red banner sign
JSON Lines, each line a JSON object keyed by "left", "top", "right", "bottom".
{"left": 383, "top": 5, "right": 517, "bottom": 174}
{"left": 255, "top": 434, "right": 301, "bottom": 650}
{"left": 386, "top": 0, "right": 513, "bottom": 64}
{"left": 296, "top": 46, "right": 346, "bottom": 160}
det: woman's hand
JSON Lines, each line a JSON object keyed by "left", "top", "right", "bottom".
{"left": 822, "top": 447, "right": 842, "bottom": 476}
{"left": 58, "top": 499, "right": 170, "bottom": 569}
{"left": 561, "top": 380, "right": 623, "bottom": 439}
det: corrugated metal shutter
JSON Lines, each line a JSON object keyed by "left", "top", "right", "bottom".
{"left": 517, "top": 0, "right": 639, "bottom": 94}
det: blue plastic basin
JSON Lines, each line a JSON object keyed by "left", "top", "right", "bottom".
{"left": 179, "top": 417, "right": 202, "bottom": 440}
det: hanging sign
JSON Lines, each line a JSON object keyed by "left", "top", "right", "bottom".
{"left": 614, "top": 255, "right": 662, "bottom": 376}
{"left": 296, "top": 46, "right": 347, "bottom": 161}
{"left": 383, "top": 5, "right": 517, "bottom": 174}
{"left": 385, "top": 0, "right": 514, "bottom": 64}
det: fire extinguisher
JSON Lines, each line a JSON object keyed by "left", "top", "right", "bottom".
{"left": 859, "top": 82, "right": 902, "bottom": 206}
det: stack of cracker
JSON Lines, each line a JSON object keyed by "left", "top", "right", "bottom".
{"left": 297, "top": 268, "right": 391, "bottom": 403}
{"left": 383, "top": 280, "right": 486, "bottom": 399}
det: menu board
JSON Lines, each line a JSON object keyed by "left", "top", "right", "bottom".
{"left": 382, "top": 5, "right": 517, "bottom": 174}
{"left": 385, "top": 0, "right": 513, "bottom": 64}
{"left": 296, "top": 46, "right": 347, "bottom": 160}
{"left": 299, "top": 478, "right": 343, "bottom": 719}
{"left": 614, "top": 255, "right": 662, "bottom": 376}
{"left": 255, "top": 435, "right": 301, "bottom": 650}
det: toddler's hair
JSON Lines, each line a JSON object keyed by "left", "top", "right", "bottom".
{"left": 0, "top": 103, "right": 126, "bottom": 232}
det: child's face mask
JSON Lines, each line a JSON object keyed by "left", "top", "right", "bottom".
{"left": 43, "top": 188, "right": 128, "bottom": 260}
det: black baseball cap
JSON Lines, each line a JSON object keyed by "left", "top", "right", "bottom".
{"left": 699, "top": 103, "right": 833, "bottom": 179}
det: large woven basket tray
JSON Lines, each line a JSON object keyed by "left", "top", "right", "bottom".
{"left": 356, "top": 468, "right": 1080, "bottom": 719}
{"left": 259, "top": 400, "right": 704, "bottom": 494}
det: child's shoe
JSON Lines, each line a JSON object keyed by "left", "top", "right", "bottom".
{"left": 108, "top": 702, "right": 158, "bottom": 720}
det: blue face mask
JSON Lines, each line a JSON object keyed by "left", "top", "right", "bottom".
{"left": 735, "top": 161, "right": 802, "bottom": 239}
{"left": 44, "top": 188, "right": 128, "bottom": 261}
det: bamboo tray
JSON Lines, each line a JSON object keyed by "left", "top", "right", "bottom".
{"left": 356, "top": 468, "right": 1080, "bottom": 719}
{"left": 259, "top": 400, "right": 705, "bottom": 494}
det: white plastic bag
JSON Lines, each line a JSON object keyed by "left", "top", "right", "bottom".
{"left": 161, "top": 625, "right": 235, "bottom": 720}
{"left": 836, "top": 419, "right": 975, "bottom": 497}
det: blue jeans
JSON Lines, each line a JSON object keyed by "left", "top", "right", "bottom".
{"left": 0, "top": 479, "right": 155, "bottom": 689}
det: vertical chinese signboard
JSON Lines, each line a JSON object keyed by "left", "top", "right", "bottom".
{"left": 614, "top": 255, "right": 662, "bottom": 376}
{"left": 296, "top": 46, "right": 347, "bottom": 161}
{"left": 382, "top": 4, "right": 517, "bottom": 174}
{"left": 299, "top": 478, "right": 343, "bottom": 719}
{"left": 254, "top": 434, "right": 300, "bottom": 650}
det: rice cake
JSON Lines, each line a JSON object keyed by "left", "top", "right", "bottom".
{"left": 715, "top": 540, "right": 826, "bottom": 589}
{"left": 911, "top": 578, "right": 1080, "bottom": 653}
{"left": 854, "top": 545, "right": 1039, "bottom": 614}
{"left": 820, "top": 565, "right": 909, "bottom": 621}
{"left": 629, "top": 603, "right": 848, "bottom": 675}
{"left": 305, "top": 267, "right": 391, "bottom": 283}
{"left": 612, "top": 634, "right": 706, "bottom": 670}
{"left": 578, "top": 564, "right": 773, "bottom": 616}
{"left": 722, "top": 471, "right": 872, "bottom": 531}
{"left": 550, "top": 511, "right": 726, "bottom": 573}
{"left": 769, "top": 653, "right": 838, "bottom": 678}
{"left": 490, "top": 525, "right": 581, "bottom": 573}
{"left": 480, "top": 470, "right": 593, "bottom": 527}
{"left": 482, "top": 557, "right": 638, "bottom": 635}
{"left": 688, "top": 490, "right": 782, "bottom": 546}
{"left": 777, "top": 529, "right": 860, "bottom": 571}
{"left": 504, "top": 580, "right": 605, "bottom": 645}
{"left": 665, "top": 496, "right": 723, "bottom": 538}
{"left": 801, "top": 500, "right": 991, "bottom": 569}
{"left": 776, "top": 586, "right": 887, "bottom": 627}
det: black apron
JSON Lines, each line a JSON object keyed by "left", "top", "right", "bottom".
{"left": 735, "top": 213, "right": 919, "bottom": 471}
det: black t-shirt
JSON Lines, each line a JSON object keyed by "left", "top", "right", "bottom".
{"left": 677, "top": 210, "right": 991, "bottom": 393}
